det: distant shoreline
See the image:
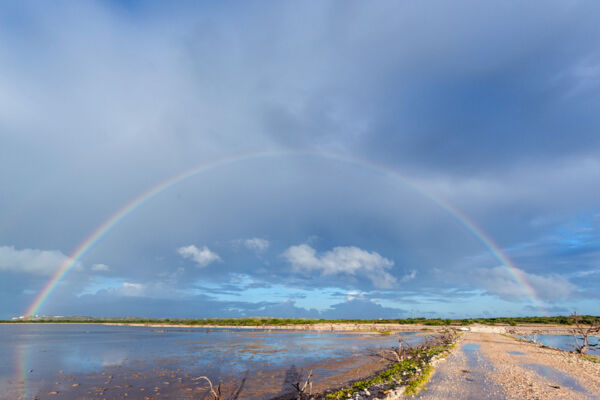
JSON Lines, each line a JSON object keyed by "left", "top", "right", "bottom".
{"left": 0, "top": 320, "right": 583, "bottom": 335}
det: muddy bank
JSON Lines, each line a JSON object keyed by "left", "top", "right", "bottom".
{"left": 15, "top": 351, "right": 391, "bottom": 400}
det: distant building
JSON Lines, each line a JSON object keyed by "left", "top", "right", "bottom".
{"left": 10, "top": 314, "right": 65, "bottom": 321}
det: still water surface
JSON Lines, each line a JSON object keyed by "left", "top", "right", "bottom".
{"left": 519, "top": 334, "right": 600, "bottom": 355}
{"left": 0, "top": 324, "right": 424, "bottom": 399}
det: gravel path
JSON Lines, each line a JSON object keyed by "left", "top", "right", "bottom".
{"left": 417, "top": 332, "right": 599, "bottom": 400}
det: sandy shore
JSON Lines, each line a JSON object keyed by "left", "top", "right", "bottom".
{"left": 101, "top": 322, "right": 433, "bottom": 332}
{"left": 6, "top": 321, "right": 590, "bottom": 336}
{"left": 418, "top": 332, "right": 599, "bottom": 400}
{"left": 100, "top": 322, "right": 591, "bottom": 336}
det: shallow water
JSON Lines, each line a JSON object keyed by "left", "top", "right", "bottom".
{"left": 0, "top": 324, "right": 423, "bottom": 399}
{"left": 519, "top": 334, "right": 600, "bottom": 355}
{"left": 460, "top": 342, "right": 504, "bottom": 399}
{"left": 523, "top": 363, "right": 598, "bottom": 399}
{"left": 417, "top": 342, "right": 503, "bottom": 400}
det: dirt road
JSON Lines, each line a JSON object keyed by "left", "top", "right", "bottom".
{"left": 418, "top": 332, "right": 600, "bottom": 400}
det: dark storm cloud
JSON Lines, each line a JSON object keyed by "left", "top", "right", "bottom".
{"left": 1, "top": 1, "right": 600, "bottom": 318}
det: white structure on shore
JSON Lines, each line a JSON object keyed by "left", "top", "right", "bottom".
{"left": 11, "top": 315, "right": 64, "bottom": 321}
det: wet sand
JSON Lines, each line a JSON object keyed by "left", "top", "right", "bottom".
{"left": 13, "top": 352, "right": 389, "bottom": 400}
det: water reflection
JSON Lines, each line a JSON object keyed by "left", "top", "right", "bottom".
{"left": 1, "top": 324, "right": 425, "bottom": 399}
{"left": 519, "top": 334, "right": 600, "bottom": 355}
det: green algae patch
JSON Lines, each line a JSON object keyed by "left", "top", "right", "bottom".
{"left": 320, "top": 334, "right": 455, "bottom": 399}
{"left": 582, "top": 354, "right": 599, "bottom": 363}
{"left": 405, "top": 364, "right": 434, "bottom": 396}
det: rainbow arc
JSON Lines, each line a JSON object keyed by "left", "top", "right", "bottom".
{"left": 25, "top": 150, "right": 545, "bottom": 317}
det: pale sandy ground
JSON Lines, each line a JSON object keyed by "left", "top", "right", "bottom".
{"left": 418, "top": 332, "right": 600, "bottom": 400}
{"left": 102, "top": 322, "right": 436, "bottom": 332}
{"left": 101, "top": 322, "right": 582, "bottom": 335}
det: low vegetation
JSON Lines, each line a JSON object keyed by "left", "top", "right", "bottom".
{"left": 319, "top": 329, "right": 457, "bottom": 399}
{"left": 4, "top": 315, "right": 600, "bottom": 326}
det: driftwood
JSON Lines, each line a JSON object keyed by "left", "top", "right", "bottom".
{"left": 370, "top": 329, "right": 456, "bottom": 364}
{"left": 369, "top": 336, "right": 410, "bottom": 363}
{"left": 193, "top": 376, "right": 222, "bottom": 400}
{"left": 290, "top": 370, "right": 313, "bottom": 400}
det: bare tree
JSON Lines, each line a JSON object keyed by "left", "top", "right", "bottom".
{"left": 368, "top": 336, "right": 412, "bottom": 363}
{"left": 290, "top": 370, "right": 313, "bottom": 400}
{"left": 570, "top": 312, "right": 600, "bottom": 354}
{"left": 530, "top": 329, "right": 542, "bottom": 344}
{"left": 438, "top": 328, "right": 457, "bottom": 345}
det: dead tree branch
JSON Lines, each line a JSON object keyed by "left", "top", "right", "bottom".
{"left": 193, "top": 376, "right": 222, "bottom": 400}
{"left": 290, "top": 369, "right": 313, "bottom": 400}
{"left": 570, "top": 312, "right": 600, "bottom": 354}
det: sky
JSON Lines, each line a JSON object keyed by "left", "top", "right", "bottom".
{"left": 1, "top": 0, "right": 600, "bottom": 319}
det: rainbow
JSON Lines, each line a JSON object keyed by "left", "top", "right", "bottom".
{"left": 25, "top": 150, "right": 546, "bottom": 317}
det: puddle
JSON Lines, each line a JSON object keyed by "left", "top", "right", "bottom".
{"left": 524, "top": 363, "right": 597, "bottom": 399}
{"left": 462, "top": 343, "right": 481, "bottom": 352}
{"left": 461, "top": 343, "right": 489, "bottom": 373}
{"left": 460, "top": 343, "right": 503, "bottom": 398}
{"left": 418, "top": 343, "right": 503, "bottom": 399}
{"left": 508, "top": 351, "right": 525, "bottom": 355}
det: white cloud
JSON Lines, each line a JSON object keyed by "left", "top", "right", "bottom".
{"left": 475, "top": 266, "right": 577, "bottom": 302}
{"left": 401, "top": 270, "right": 417, "bottom": 282}
{"left": 80, "top": 277, "right": 186, "bottom": 299}
{"left": 0, "top": 245, "right": 79, "bottom": 275}
{"left": 91, "top": 263, "right": 110, "bottom": 272}
{"left": 243, "top": 238, "right": 270, "bottom": 253}
{"left": 177, "top": 245, "right": 221, "bottom": 267}
{"left": 118, "top": 282, "right": 146, "bottom": 297}
{"left": 345, "top": 290, "right": 367, "bottom": 301}
{"left": 283, "top": 244, "right": 396, "bottom": 289}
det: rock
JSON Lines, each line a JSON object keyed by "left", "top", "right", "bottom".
{"left": 382, "top": 387, "right": 405, "bottom": 400}
{"left": 364, "top": 389, "right": 371, "bottom": 396}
